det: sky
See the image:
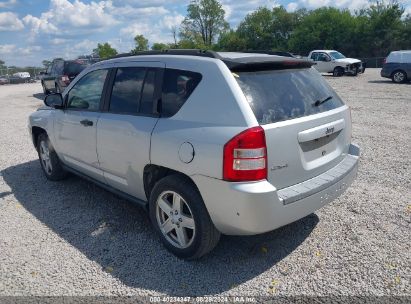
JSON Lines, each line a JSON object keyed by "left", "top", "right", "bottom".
{"left": 0, "top": 0, "right": 410, "bottom": 67}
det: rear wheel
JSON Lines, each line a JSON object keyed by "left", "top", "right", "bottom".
{"left": 149, "top": 175, "right": 220, "bottom": 259}
{"left": 37, "top": 133, "right": 68, "bottom": 181}
{"left": 333, "top": 67, "right": 344, "bottom": 77}
{"left": 391, "top": 70, "right": 407, "bottom": 83}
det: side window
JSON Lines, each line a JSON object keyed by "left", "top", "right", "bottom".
{"left": 318, "top": 53, "right": 329, "bottom": 62}
{"left": 161, "top": 69, "right": 202, "bottom": 117}
{"left": 140, "top": 69, "right": 156, "bottom": 114}
{"left": 109, "top": 67, "right": 146, "bottom": 114}
{"left": 67, "top": 69, "right": 108, "bottom": 111}
{"left": 50, "top": 63, "right": 57, "bottom": 75}
{"left": 311, "top": 52, "right": 318, "bottom": 61}
{"left": 55, "top": 61, "right": 64, "bottom": 75}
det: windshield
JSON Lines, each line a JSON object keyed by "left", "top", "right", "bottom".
{"left": 235, "top": 68, "right": 344, "bottom": 125}
{"left": 329, "top": 51, "right": 346, "bottom": 60}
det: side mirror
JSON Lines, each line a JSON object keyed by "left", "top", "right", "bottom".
{"left": 44, "top": 93, "right": 64, "bottom": 109}
{"left": 326, "top": 57, "right": 331, "bottom": 62}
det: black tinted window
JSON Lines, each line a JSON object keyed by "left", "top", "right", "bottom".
{"left": 236, "top": 68, "right": 344, "bottom": 125}
{"left": 140, "top": 69, "right": 156, "bottom": 114}
{"left": 64, "top": 61, "right": 88, "bottom": 76}
{"left": 109, "top": 67, "right": 146, "bottom": 114}
{"left": 67, "top": 69, "right": 108, "bottom": 111}
{"left": 162, "top": 69, "right": 202, "bottom": 117}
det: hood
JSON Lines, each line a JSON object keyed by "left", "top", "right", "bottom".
{"left": 334, "top": 58, "right": 361, "bottom": 64}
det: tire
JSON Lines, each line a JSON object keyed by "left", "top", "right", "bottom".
{"left": 149, "top": 175, "right": 220, "bottom": 260}
{"left": 391, "top": 70, "right": 407, "bottom": 84}
{"left": 333, "top": 67, "right": 344, "bottom": 77}
{"left": 37, "top": 133, "right": 68, "bottom": 181}
{"left": 42, "top": 82, "right": 49, "bottom": 95}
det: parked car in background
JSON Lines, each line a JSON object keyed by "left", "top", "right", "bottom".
{"left": 308, "top": 50, "right": 365, "bottom": 76}
{"left": 381, "top": 50, "right": 411, "bottom": 83}
{"left": 0, "top": 76, "right": 9, "bottom": 85}
{"left": 29, "top": 50, "right": 359, "bottom": 259}
{"left": 4, "top": 72, "right": 34, "bottom": 84}
{"left": 41, "top": 59, "right": 89, "bottom": 94}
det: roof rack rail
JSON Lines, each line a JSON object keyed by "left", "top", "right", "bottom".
{"left": 240, "top": 50, "right": 294, "bottom": 58}
{"left": 108, "top": 49, "right": 222, "bottom": 60}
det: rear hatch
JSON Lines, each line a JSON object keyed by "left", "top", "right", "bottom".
{"left": 64, "top": 60, "right": 89, "bottom": 81}
{"left": 235, "top": 67, "right": 351, "bottom": 189}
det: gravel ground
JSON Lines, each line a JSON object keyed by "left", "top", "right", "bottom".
{"left": 0, "top": 69, "right": 409, "bottom": 298}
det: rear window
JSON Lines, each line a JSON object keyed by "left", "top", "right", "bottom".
{"left": 64, "top": 61, "right": 89, "bottom": 76}
{"left": 235, "top": 68, "right": 344, "bottom": 125}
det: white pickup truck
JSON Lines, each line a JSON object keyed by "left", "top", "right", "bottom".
{"left": 308, "top": 50, "right": 365, "bottom": 76}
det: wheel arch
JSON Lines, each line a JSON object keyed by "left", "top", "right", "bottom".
{"left": 31, "top": 126, "right": 47, "bottom": 148}
{"left": 143, "top": 164, "right": 200, "bottom": 201}
{"left": 391, "top": 69, "right": 407, "bottom": 78}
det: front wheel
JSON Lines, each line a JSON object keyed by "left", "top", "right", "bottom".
{"left": 333, "top": 67, "right": 344, "bottom": 77}
{"left": 392, "top": 70, "right": 407, "bottom": 83}
{"left": 149, "top": 175, "right": 220, "bottom": 260}
{"left": 37, "top": 133, "right": 68, "bottom": 181}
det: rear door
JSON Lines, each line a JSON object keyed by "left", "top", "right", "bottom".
{"left": 235, "top": 67, "right": 351, "bottom": 189}
{"left": 54, "top": 68, "right": 109, "bottom": 182}
{"left": 96, "top": 62, "right": 164, "bottom": 200}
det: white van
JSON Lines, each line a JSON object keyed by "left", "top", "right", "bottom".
{"left": 13, "top": 72, "right": 31, "bottom": 79}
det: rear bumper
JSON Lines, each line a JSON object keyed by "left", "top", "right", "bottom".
{"left": 193, "top": 144, "right": 360, "bottom": 235}
{"left": 380, "top": 67, "right": 391, "bottom": 78}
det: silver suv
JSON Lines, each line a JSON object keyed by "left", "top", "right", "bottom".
{"left": 29, "top": 50, "right": 360, "bottom": 259}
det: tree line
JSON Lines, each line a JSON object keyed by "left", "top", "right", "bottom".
{"left": 94, "top": 0, "right": 411, "bottom": 60}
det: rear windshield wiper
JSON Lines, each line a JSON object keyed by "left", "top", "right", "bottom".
{"left": 313, "top": 96, "right": 333, "bottom": 107}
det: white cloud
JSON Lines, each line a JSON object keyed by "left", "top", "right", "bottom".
{"left": 0, "top": 44, "right": 16, "bottom": 54}
{"left": 23, "top": 0, "right": 117, "bottom": 36}
{"left": 221, "top": 0, "right": 280, "bottom": 24}
{"left": 0, "top": 0, "right": 17, "bottom": 9}
{"left": 0, "top": 12, "right": 24, "bottom": 31}
{"left": 287, "top": 2, "right": 299, "bottom": 11}
{"left": 106, "top": 2, "right": 169, "bottom": 18}
{"left": 0, "top": 44, "right": 40, "bottom": 56}
{"left": 120, "top": 12, "right": 184, "bottom": 45}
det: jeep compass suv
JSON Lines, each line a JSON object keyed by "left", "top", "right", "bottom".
{"left": 29, "top": 50, "right": 360, "bottom": 259}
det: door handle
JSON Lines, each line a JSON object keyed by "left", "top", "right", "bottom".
{"left": 80, "top": 119, "right": 93, "bottom": 127}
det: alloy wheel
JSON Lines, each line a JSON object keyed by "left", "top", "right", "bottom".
{"left": 393, "top": 72, "right": 405, "bottom": 83}
{"left": 156, "top": 190, "right": 196, "bottom": 249}
{"left": 39, "top": 140, "right": 52, "bottom": 174}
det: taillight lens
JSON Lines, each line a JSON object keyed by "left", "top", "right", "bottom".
{"left": 223, "top": 126, "right": 267, "bottom": 182}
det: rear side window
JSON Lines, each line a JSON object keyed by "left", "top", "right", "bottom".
{"left": 161, "top": 69, "right": 202, "bottom": 117}
{"left": 109, "top": 67, "right": 146, "bottom": 114}
{"left": 235, "top": 68, "right": 344, "bottom": 125}
{"left": 64, "top": 61, "right": 88, "bottom": 76}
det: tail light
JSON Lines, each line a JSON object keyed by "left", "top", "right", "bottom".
{"left": 61, "top": 75, "right": 69, "bottom": 84}
{"left": 223, "top": 126, "right": 267, "bottom": 182}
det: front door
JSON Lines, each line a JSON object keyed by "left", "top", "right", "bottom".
{"left": 54, "top": 68, "right": 109, "bottom": 183}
